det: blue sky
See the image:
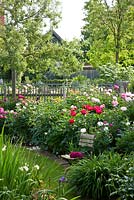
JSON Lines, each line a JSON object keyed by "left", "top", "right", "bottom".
{"left": 56, "top": 0, "right": 112, "bottom": 41}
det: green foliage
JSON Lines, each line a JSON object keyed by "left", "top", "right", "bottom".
{"left": 108, "top": 154, "right": 134, "bottom": 200}
{"left": 0, "top": 0, "right": 61, "bottom": 83}
{"left": 97, "top": 63, "right": 134, "bottom": 83}
{"left": 0, "top": 126, "right": 74, "bottom": 200}
{"left": 0, "top": 84, "right": 134, "bottom": 156}
{"left": 128, "top": 79, "right": 134, "bottom": 92}
{"left": 66, "top": 152, "right": 134, "bottom": 200}
{"left": 0, "top": 126, "right": 66, "bottom": 199}
{"left": 116, "top": 129, "right": 134, "bottom": 153}
{"left": 82, "top": 0, "right": 134, "bottom": 66}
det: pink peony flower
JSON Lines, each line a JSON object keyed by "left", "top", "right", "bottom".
{"left": 114, "top": 84, "right": 119, "bottom": 90}
{"left": 121, "top": 93, "right": 127, "bottom": 99}
{"left": 0, "top": 107, "right": 5, "bottom": 114}
{"left": 18, "top": 94, "right": 25, "bottom": 100}
{"left": 112, "top": 100, "right": 119, "bottom": 107}
{"left": 100, "top": 104, "right": 105, "bottom": 109}
{"left": 70, "top": 151, "right": 84, "bottom": 158}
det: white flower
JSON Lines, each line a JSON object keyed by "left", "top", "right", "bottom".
{"left": 105, "top": 91, "right": 111, "bottom": 96}
{"left": 10, "top": 110, "right": 14, "bottom": 113}
{"left": 104, "top": 127, "right": 109, "bottom": 132}
{"left": 125, "top": 97, "right": 132, "bottom": 102}
{"left": 62, "top": 109, "right": 67, "bottom": 112}
{"left": 70, "top": 105, "right": 77, "bottom": 110}
{"left": 91, "top": 97, "right": 100, "bottom": 103}
{"left": 80, "top": 128, "right": 87, "bottom": 133}
{"left": 19, "top": 165, "right": 29, "bottom": 172}
{"left": 120, "top": 107, "right": 127, "bottom": 111}
{"left": 108, "top": 89, "right": 112, "bottom": 93}
{"left": 19, "top": 167, "right": 24, "bottom": 171}
{"left": 16, "top": 102, "right": 21, "bottom": 106}
{"left": 113, "top": 96, "right": 117, "bottom": 100}
{"left": 44, "top": 132, "right": 48, "bottom": 135}
{"left": 126, "top": 122, "right": 130, "bottom": 126}
{"left": 97, "top": 121, "right": 103, "bottom": 126}
{"left": 23, "top": 106, "right": 26, "bottom": 109}
{"left": 83, "top": 92, "right": 88, "bottom": 96}
{"left": 34, "top": 165, "right": 40, "bottom": 170}
{"left": 2, "top": 145, "right": 7, "bottom": 151}
{"left": 32, "top": 146, "right": 40, "bottom": 150}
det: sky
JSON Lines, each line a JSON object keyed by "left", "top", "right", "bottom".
{"left": 56, "top": 0, "right": 112, "bottom": 41}
{"left": 56, "top": 0, "right": 85, "bottom": 41}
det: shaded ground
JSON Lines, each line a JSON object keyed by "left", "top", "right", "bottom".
{"left": 37, "top": 150, "right": 70, "bottom": 169}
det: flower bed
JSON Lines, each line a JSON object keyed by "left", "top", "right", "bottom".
{"left": 0, "top": 85, "right": 134, "bottom": 155}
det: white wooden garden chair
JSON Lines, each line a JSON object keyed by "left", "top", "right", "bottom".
{"left": 61, "top": 133, "right": 95, "bottom": 163}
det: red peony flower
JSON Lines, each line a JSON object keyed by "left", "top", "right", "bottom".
{"left": 69, "top": 118, "right": 75, "bottom": 124}
{"left": 80, "top": 109, "right": 87, "bottom": 115}
{"left": 93, "top": 106, "right": 103, "bottom": 114}
{"left": 70, "top": 110, "right": 77, "bottom": 116}
{"left": 83, "top": 104, "right": 94, "bottom": 111}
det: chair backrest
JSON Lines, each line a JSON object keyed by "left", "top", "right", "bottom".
{"left": 79, "top": 133, "right": 95, "bottom": 148}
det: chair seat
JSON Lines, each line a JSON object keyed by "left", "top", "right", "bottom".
{"left": 61, "top": 154, "right": 76, "bottom": 160}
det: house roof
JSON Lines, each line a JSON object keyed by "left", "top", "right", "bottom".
{"left": 51, "top": 30, "right": 63, "bottom": 44}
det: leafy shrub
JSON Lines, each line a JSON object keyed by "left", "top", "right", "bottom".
{"left": 66, "top": 152, "right": 133, "bottom": 200}
{"left": 108, "top": 154, "right": 134, "bottom": 200}
{"left": 116, "top": 129, "right": 134, "bottom": 153}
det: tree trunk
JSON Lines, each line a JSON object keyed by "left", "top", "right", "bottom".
{"left": 12, "top": 69, "right": 16, "bottom": 99}
{"left": 115, "top": 49, "right": 119, "bottom": 64}
{"left": 115, "top": 36, "right": 120, "bottom": 63}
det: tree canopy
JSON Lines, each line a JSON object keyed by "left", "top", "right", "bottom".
{"left": 81, "top": 0, "right": 134, "bottom": 67}
{"left": 0, "top": 0, "right": 83, "bottom": 84}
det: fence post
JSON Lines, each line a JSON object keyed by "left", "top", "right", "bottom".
{"left": 4, "top": 84, "right": 7, "bottom": 100}
{"left": 12, "top": 69, "right": 16, "bottom": 99}
{"left": 63, "top": 83, "right": 67, "bottom": 98}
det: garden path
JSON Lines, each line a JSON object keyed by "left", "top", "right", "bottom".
{"left": 37, "top": 150, "right": 70, "bottom": 169}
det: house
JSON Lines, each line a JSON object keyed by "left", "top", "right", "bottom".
{"left": 81, "top": 64, "right": 99, "bottom": 79}
{"left": 51, "top": 30, "right": 63, "bottom": 44}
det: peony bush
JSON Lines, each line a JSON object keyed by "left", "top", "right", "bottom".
{"left": 0, "top": 85, "right": 133, "bottom": 155}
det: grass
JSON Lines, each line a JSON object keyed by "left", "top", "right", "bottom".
{"left": 0, "top": 125, "right": 66, "bottom": 199}
{"left": 21, "top": 147, "right": 65, "bottom": 189}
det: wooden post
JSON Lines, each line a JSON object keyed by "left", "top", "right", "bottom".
{"left": 12, "top": 69, "right": 16, "bottom": 99}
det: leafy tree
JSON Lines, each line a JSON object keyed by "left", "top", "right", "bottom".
{"left": 81, "top": 0, "right": 134, "bottom": 66}
{"left": 0, "top": 0, "right": 61, "bottom": 96}
{"left": 0, "top": 0, "right": 83, "bottom": 96}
